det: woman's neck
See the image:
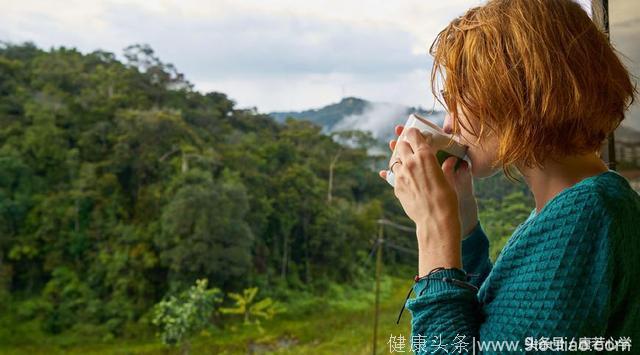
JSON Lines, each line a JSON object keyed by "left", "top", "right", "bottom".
{"left": 516, "top": 152, "right": 609, "bottom": 214}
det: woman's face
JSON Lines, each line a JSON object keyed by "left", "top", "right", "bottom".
{"left": 442, "top": 109, "right": 501, "bottom": 178}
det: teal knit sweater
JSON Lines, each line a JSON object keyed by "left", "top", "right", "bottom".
{"left": 405, "top": 170, "right": 640, "bottom": 354}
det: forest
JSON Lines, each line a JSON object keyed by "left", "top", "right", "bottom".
{"left": 0, "top": 42, "right": 534, "bottom": 353}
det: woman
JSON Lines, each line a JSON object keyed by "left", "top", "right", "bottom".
{"left": 378, "top": 0, "right": 639, "bottom": 353}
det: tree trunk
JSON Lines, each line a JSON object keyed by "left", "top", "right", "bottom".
{"left": 327, "top": 150, "right": 342, "bottom": 204}
{"left": 303, "top": 215, "right": 311, "bottom": 284}
{"left": 280, "top": 232, "right": 288, "bottom": 280}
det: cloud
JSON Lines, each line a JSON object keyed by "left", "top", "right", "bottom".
{"left": 333, "top": 102, "right": 408, "bottom": 140}
{"left": 0, "top": 0, "right": 469, "bottom": 112}
{"left": 332, "top": 100, "right": 445, "bottom": 141}
{"left": 198, "top": 68, "right": 438, "bottom": 112}
{"left": 100, "top": 6, "right": 430, "bottom": 80}
{"left": 1, "top": 0, "right": 639, "bottom": 129}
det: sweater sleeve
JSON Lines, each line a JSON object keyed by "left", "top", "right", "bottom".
{"left": 404, "top": 201, "right": 613, "bottom": 354}
{"left": 461, "top": 221, "right": 492, "bottom": 289}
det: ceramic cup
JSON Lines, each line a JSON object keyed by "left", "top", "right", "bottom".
{"left": 386, "top": 113, "right": 470, "bottom": 187}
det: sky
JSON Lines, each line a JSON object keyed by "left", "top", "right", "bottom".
{"left": 1, "top": 0, "right": 638, "bottom": 131}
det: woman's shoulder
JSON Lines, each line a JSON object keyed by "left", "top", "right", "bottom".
{"left": 587, "top": 170, "right": 640, "bottom": 226}
{"left": 525, "top": 170, "right": 638, "bottom": 235}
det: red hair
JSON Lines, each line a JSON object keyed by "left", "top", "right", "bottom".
{"left": 430, "top": 0, "right": 637, "bottom": 181}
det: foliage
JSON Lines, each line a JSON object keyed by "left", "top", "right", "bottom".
{"left": 151, "top": 279, "right": 222, "bottom": 347}
{"left": 0, "top": 42, "right": 387, "bottom": 334}
{"left": 39, "top": 268, "right": 95, "bottom": 332}
{"left": 219, "top": 287, "right": 285, "bottom": 333}
{"left": 0, "top": 41, "right": 535, "bottom": 342}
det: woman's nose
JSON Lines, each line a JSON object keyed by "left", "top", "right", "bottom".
{"left": 443, "top": 114, "right": 453, "bottom": 134}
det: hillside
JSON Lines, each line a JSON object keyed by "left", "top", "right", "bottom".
{"left": 0, "top": 42, "right": 540, "bottom": 352}
{"left": 270, "top": 97, "right": 370, "bottom": 129}
{"left": 269, "top": 97, "right": 445, "bottom": 142}
{"left": 0, "top": 42, "right": 416, "bottom": 341}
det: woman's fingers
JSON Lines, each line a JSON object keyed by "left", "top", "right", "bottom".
{"left": 441, "top": 156, "right": 459, "bottom": 189}
{"left": 387, "top": 124, "right": 404, "bottom": 151}
{"left": 442, "top": 157, "right": 475, "bottom": 198}
{"left": 395, "top": 139, "right": 414, "bottom": 161}
{"left": 404, "top": 127, "right": 432, "bottom": 154}
{"left": 381, "top": 124, "right": 405, "bottom": 179}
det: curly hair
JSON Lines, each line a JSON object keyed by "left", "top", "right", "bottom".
{"left": 430, "top": 0, "right": 637, "bottom": 182}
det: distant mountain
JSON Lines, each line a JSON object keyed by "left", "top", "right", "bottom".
{"left": 269, "top": 97, "right": 445, "bottom": 142}
{"left": 270, "top": 97, "right": 640, "bottom": 147}
{"left": 270, "top": 97, "right": 369, "bottom": 130}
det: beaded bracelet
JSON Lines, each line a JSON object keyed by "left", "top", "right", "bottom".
{"left": 395, "top": 266, "right": 480, "bottom": 324}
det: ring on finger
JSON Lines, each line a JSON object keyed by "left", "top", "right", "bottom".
{"left": 389, "top": 159, "right": 402, "bottom": 173}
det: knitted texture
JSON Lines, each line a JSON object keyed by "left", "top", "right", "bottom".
{"left": 405, "top": 170, "right": 640, "bottom": 354}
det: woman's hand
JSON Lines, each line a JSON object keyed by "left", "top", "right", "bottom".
{"left": 379, "top": 125, "right": 479, "bottom": 238}
{"left": 440, "top": 148, "right": 479, "bottom": 239}
{"left": 380, "top": 126, "right": 477, "bottom": 275}
{"left": 381, "top": 126, "right": 459, "bottom": 227}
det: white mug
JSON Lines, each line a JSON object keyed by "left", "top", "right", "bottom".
{"left": 386, "top": 113, "right": 470, "bottom": 187}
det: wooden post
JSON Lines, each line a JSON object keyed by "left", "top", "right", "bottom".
{"left": 602, "top": 0, "right": 617, "bottom": 171}
{"left": 372, "top": 223, "right": 383, "bottom": 355}
{"left": 592, "top": 0, "right": 617, "bottom": 170}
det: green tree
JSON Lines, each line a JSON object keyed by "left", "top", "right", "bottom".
{"left": 156, "top": 168, "right": 254, "bottom": 290}
{"left": 152, "top": 279, "right": 222, "bottom": 352}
